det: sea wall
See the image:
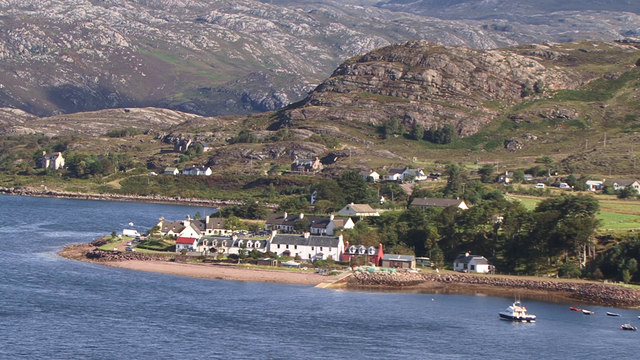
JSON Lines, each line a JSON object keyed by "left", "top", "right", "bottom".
{"left": 349, "top": 271, "right": 640, "bottom": 307}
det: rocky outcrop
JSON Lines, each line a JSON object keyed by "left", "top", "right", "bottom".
{"left": 1, "top": 1, "right": 640, "bottom": 117}
{"left": 278, "top": 41, "right": 585, "bottom": 136}
{"left": 85, "top": 249, "right": 161, "bottom": 262}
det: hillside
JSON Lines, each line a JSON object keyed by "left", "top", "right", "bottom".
{"left": 2, "top": 0, "right": 640, "bottom": 117}
{"left": 1, "top": 40, "right": 639, "bottom": 180}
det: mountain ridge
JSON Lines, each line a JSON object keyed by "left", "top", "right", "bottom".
{"left": 1, "top": 0, "right": 640, "bottom": 117}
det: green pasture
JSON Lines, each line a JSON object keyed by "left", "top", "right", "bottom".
{"left": 508, "top": 195, "right": 640, "bottom": 232}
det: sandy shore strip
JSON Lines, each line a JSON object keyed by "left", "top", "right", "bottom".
{"left": 60, "top": 243, "right": 640, "bottom": 307}
{"left": 59, "top": 243, "right": 338, "bottom": 285}
{"left": 107, "top": 260, "right": 338, "bottom": 285}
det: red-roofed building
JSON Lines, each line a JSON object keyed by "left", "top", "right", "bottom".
{"left": 175, "top": 237, "right": 198, "bottom": 253}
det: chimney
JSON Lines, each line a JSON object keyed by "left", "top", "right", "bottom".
{"left": 283, "top": 211, "right": 288, "bottom": 219}
{"left": 465, "top": 251, "right": 470, "bottom": 257}
{"left": 271, "top": 230, "right": 277, "bottom": 239}
{"left": 232, "top": 234, "right": 238, "bottom": 241}
{"left": 299, "top": 212, "right": 304, "bottom": 219}
{"left": 303, "top": 232, "right": 310, "bottom": 239}
{"left": 330, "top": 214, "right": 334, "bottom": 221}
{"left": 42, "top": 150, "right": 46, "bottom": 156}
{"left": 205, "top": 215, "right": 210, "bottom": 224}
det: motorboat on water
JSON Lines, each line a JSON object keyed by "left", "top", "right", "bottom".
{"left": 569, "top": 306, "right": 581, "bottom": 312}
{"left": 499, "top": 301, "right": 536, "bottom": 322}
{"left": 582, "top": 309, "right": 594, "bottom": 315}
{"left": 606, "top": 312, "right": 621, "bottom": 317}
{"left": 620, "top": 323, "right": 637, "bottom": 331}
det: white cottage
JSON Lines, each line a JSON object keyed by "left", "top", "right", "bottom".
{"left": 338, "top": 203, "right": 379, "bottom": 217}
{"left": 269, "top": 232, "right": 344, "bottom": 262}
{"left": 175, "top": 237, "right": 198, "bottom": 253}
{"left": 453, "top": 253, "right": 493, "bottom": 273}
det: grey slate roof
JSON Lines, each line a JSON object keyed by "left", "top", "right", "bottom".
{"left": 382, "top": 254, "right": 415, "bottom": 262}
{"left": 206, "top": 217, "right": 226, "bottom": 230}
{"left": 454, "top": 254, "right": 490, "bottom": 265}
{"left": 271, "top": 234, "right": 340, "bottom": 247}
{"left": 410, "top": 197, "right": 465, "bottom": 208}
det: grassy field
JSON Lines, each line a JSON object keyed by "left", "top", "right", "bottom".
{"left": 507, "top": 194, "right": 640, "bottom": 232}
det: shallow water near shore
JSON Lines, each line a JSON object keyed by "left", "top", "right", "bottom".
{"left": 1, "top": 194, "right": 639, "bottom": 359}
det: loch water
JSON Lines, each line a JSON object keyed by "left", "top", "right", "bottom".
{"left": 0, "top": 194, "right": 638, "bottom": 359}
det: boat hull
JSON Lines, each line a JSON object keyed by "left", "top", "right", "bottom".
{"left": 499, "top": 312, "right": 536, "bottom": 322}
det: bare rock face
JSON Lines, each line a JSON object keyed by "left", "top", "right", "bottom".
{"left": 504, "top": 139, "right": 524, "bottom": 152}
{"left": 278, "top": 41, "right": 582, "bottom": 136}
{"left": 1, "top": 1, "right": 639, "bottom": 117}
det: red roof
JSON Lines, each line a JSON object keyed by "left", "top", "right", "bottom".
{"left": 176, "top": 237, "right": 197, "bottom": 244}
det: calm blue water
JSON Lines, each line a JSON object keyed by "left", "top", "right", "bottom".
{"left": 1, "top": 194, "right": 639, "bottom": 359}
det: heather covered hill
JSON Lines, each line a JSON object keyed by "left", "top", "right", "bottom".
{"left": 1, "top": 0, "right": 640, "bottom": 117}
{"left": 276, "top": 40, "right": 640, "bottom": 137}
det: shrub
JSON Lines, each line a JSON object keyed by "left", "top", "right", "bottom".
{"left": 558, "top": 263, "right": 582, "bottom": 278}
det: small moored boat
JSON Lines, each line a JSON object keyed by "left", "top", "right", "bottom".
{"left": 606, "top": 312, "right": 621, "bottom": 317}
{"left": 620, "top": 324, "right": 637, "bottom": 331}
{"left": 499, "top": 301, "right": 536, "bottom": 322}
{"left": 569, "top": 307, "right": 581, "bottom": 312}
{"left": 582, "top": 309, "right": 594, "bottom": 315}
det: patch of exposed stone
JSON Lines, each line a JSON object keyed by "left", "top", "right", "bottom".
{"left": 84, "top": 249, "right": 160, "bottom": 262}
{"left": 349, "top": 271, "right": 640, "bottom": 307}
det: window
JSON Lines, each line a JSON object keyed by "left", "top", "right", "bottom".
{"left": 294, "top": 245, "right": 297, "bottom": 249}
{"left": 286, "top": 245, "right": 289, "bottom": 249}
{"left": 470, "top": 265, "right": 475, "bottom": 271}
{"left": 277, "top": 244, "right": 280, "bottom": 249}
{"left": 311, "top": 247, "right": 314, "bottom": 250}
{"left": 320, "top": 247, "right": 323, "bottom": 251}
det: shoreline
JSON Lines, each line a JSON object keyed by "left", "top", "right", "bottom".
{"left": 59, "top": 243, "right": 338, "bottom": 286}
{"left": 60, "top": 242, "right": 640, "bottom": 308}
{"left": 0, "top": 186, "right": 249, "bottom": 208}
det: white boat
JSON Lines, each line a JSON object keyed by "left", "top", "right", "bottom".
{"left": 582, "top": 309, "right": 594, "bottom": 315}
{"left": 499, "top": 301, "right": 536, "bottom": 322}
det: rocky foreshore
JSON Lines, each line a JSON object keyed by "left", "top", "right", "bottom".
{"left": 84, "top": 249, "right": 164, "bottom": 262}
{"left": 0, "top": 186, "right": 248, "bottom": 208}
{"left": 349, "top": 271, "right": 640, "bottom": 307}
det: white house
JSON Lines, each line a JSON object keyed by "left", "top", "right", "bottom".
{"left": 269, "top": 232, "right": 344, "bottom": 262}
{"left": 175, "top": 237, "right": 198, "bottom": 253}
{"left": 182, "top": 166, "right": 212, "bottom": 176}
{"left": 40, "top": 151, "right": 65, "bottom": 170}
{"left": 157, "top": 216, "right": 203, "bottom": 238}
{"left": 401, "top": 168, "right": 427, "bottom": 182}
{"left": 384, "top": 168, "right": 404, "bottom": 182}
{"left": 204, "top": 216, "right": 233, "bottom": 236}
{"left": 360, "top": 170, "right": 380, "bottom": 182}
{"left": 453, "top": 253, "right": 493, "bottom": 273}
{"left": 338, "top": 203, "right": 379, "bottom": 217}
{"left": 605, "top": 179, "right": 640, "bottom": 193}
{"left": 197, "top": 235, "right": 269, "bottom": 256}
{"left": 308, "top": 215, "right": 355, "bottom": 236}
{"left": 164, "top": 167, "right": 179, "bottom": 175}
